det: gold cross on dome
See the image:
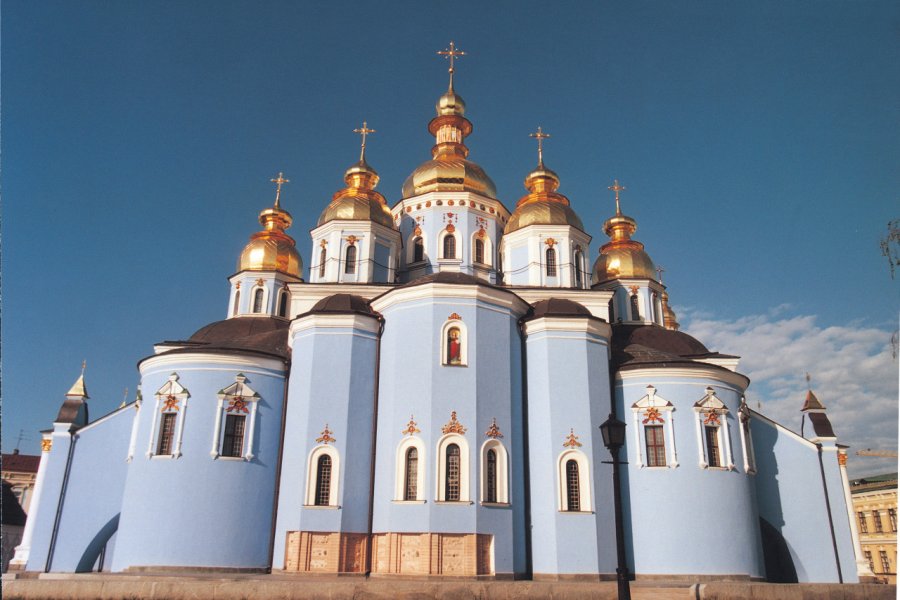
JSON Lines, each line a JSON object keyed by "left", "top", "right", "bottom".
{"left": 608, "top": 179, "right": 626, "bottom": 215}
{"left": 530, "top": 126, "right": 550, "bottom": 167}
{"left": 656, "top": 265, "right": 665, "bottom": 284}
{"left": 437, "top": 41, "right": 466, "bottom": 89}
{"left": 270, "top": 172, "right": 289, "bottom": 208}
{"left": 353, "top": 121, "right": 376, "bottom": 162}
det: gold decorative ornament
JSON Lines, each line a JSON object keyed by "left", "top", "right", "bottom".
{"left": 629, "top": 285, "right": 640, "bottom": 295}
{"left": 235, "top": 282, "right": 241, "bottom": 289}
{"left": 446, "top": 223, "right": 455, "bottom": 234}
{"left": 563, "top": 428, "right": 582, "bottom": 448}
{"left": 529, "top": 126, "right": 550, "bottom": 167}
{"left": 226, "top": 397, "right": 249, "bottom": 414}
{"left": 477, "top": 227, "right": 486, "bottom": 239}
{"left": 448, "top": 312, "right": 462, "bottom": 321}
{"left": 320, "top": 239, "right": 328, "bottom": 248}
{"left": 316, "top": 424, "right": 336, "bottom": 445}
{"left": 545, "top": 238, "right": 557, "bottom": 248}
{"left": 161, "top": 394, "right": 180, "bottom": 412}
{"left": 703, "top": 411, "right": 721, "bottom": 426}
{"left": 442, "top": 411, "right": 467, "bottom": 435}
{"left": 41, "top": 439, "right": 53, "bottom": 452}
{"left": 402, "top": 415, "right": 421, "bottom": 437}
{"left": 256, "top": 278, "right": 266, "bottom": 286}
{"left": 642, "top": 407, "right": 664, "bottom": 424}
{"left": 838, "top": 452, "right": 848, "bottom": 466}
{"left": 485, "top": 418, "right": 503, "bottom": 439}
{"left": 413, "top": 225, "right": 422, "bottom": 236}
{"left": 346, "top": 235, "right": 359, "bottom": 246}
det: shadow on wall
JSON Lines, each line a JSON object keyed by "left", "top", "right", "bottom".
{"left": 75, "top": 513, "right": 119, "bottom": 573}
{"left": 752, "top": 424, "right": 798, "bottom": 583}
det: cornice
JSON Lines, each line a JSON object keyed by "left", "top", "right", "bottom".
{"left": 617, "top": 365, "right": 750, "bottom": 390}
{"left": 523, "top": 316, "right": 611, "bottom": 340}
{"left": 371, "top": 281, "right": 530, "bottom": 315}
{"left": 140, "top": 352, "right": 286, "bottom": 376}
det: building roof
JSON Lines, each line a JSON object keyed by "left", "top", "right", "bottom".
{"left": 526, "top": 298, "right": 594, "bottom": 319}
{"left": 802, "top": 389, "right": 826, "bottom": 411}
{"left": 1, "top": 481, "right": 27, "bottom": 526}
{"left": 1, "top": 452, "right": 40, "bottom": 474}
{"left": 309, "top": 293, "right": 378, "bottom": 316}
{"left": 156, "top": 316, "right": 291, "bottom": 361}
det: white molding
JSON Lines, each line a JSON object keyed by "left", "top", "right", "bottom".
{"left": 141, "top": 353, "right": 286, "bottom": 374}
{"left": 305, "top": 445, "right": 340, "bottom": 507}
{"left": 523, "top": 316, "right": 611, "bottom": 340}
{"left": 391, "top": 191, "right": 513, "bottom": 221}
{"left": 557, "top": 448, "right": 591, "bottom": 512}
{"left": 126, "top": 401, "right": 141, "bottom": 462}
{"left": 440, "top": 318, "right": 468, "bottom": 366}
{"left": 616, "top": 366, "right": 750, "bottom": 390}
{"left": 436, "top": 433, "right": 470, "bottom": 502}
{"left": 631, "top": 386, "right": 677, "bottom": 468}
{"left": 290, "top": 312, "right": 381, "bottom": 338}
{"left": 210, "top": 396, "right": 225, "bottom": 459}
{"left": 370, "top": 281, "right": 530, "bottom": 315}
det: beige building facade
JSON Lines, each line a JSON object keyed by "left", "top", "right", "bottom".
{"left": 851, "top": 473, "right": 898, "bottom": 584}
{"left": 1, "top": 451, "right": 40, "bottom": 515}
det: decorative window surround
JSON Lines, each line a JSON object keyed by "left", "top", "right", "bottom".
{"left": 394, "top": 435, "right": 426, "bottom": 501}
{"left": 436, "top": 432, "right": 470, "bottom": 502}
{"left": 439, "top": 229, "right": 461, "bottom": 261}
{"left": 480, "top": 438, "right": 509, "bottom": 505}
{"left": 738, "top": 397, "right": 757, "bottom": 474}
{"left": 146, "top": 373, "right": 190, "bottom": 459}
{"left": 252, "top": 285, "right": 268, "bottom": 314}
{"left": 440, "top": 317, "right": 468, "bottom": 367}
{"left": 210, "top": 373, "right": 260, "bottom": 461}
{"left": 557, "top": 448, "right": 591, "bottom": 512}
{"left": 693, "top": 387, "right": 734, "bottom": 470}
{"left": 631, "top": 385, "right": 678, "bottom": 468}
{"left": 305, "top": 445, "right": 340, "bottom": 507}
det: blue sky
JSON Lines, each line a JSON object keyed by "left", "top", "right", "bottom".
{"left": 3, "top": 1, "right": 898, "bottom": 475}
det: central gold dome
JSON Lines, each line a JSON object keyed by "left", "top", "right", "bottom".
{"left": 401, "top": 88, "right": 497, "bottom": 199}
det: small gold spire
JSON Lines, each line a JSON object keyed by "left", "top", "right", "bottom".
{"left": 270, "top": 172, "right": 289, "bottom": 209}
{"left": 120, "top": 387, "right": 129, "bottom": 408}
{"left": 353, "top": 121, "right": 376, "bottom": 162}
{"left": 656, "top": 265, "right": 665, "bottom": 284}
{"left": 608, "top": 179, "right": 625, "bottom": 215}
{"left": 529, "top": 126, "right": 550, "bottom": 168}
{"left": 437, "top": 41, "right": 466, "bottom": 91}
{"left": 66, "top": 362, "right": 90, "bottom": 399}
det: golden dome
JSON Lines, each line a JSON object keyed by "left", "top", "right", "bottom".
{"left": 592, "top": 181, "right": 656, "bottom": 283}
{"left": 401, "top": 86, "right": 496, "bottom": 199}
{"left": 238, "top": 208, "right": 302, "bottom": 277}
{"left": 505, "top": 164, "right": 584, "bottom": 234}
{"left": 318, "top": 159, "right": 394, "bottom": 228}
{"left": 661, "top": 290, "right": 680, "bottom": 330}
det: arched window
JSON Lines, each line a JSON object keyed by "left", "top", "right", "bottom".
{"left": 630, "top": 293, "right": 640, "bottom": 320}
{"left": 253, "top": 288, "right": 265, "bottom": 313}
{"left": 232, "top": 290, "right": 240, "bottom": 316}
{"left": 574, "top": 250, "right": 583, "bottom": 288}
{"left": 486, "top": 449, "right": 497, "bottom": 503}
{"left": 546, "top": 248, "right": 557, "bottom": 277}
{"left": 474, "top": 238, "right": 485, "bottom": 264}
{"left": 445, "top": 444, "right": 461, "bottom": 501}
{"left": 319, "top": 248, "right": 327, "bottom": 278}
{"left": 344, "top": 245, "right": 357, "bottom": 274}
{"left": 565, "top": 459, "right": 580, "bottom": 511}
{"left": 278, "top": 290, "right": 289, "bottom": 318}
{"left": 443, "top": 234, "right": 456, "bottom": 259}
{"left": 315, "top": 455, "right": 332, "bottom": 506}
{"left": 404, "top": 447, "right": 418, "bottom": 501}
{"left": 413, "top": 237, "right": 424, "bottom": 263}
{"left": 446, "top": 326, "right": 462, "bottom": 365}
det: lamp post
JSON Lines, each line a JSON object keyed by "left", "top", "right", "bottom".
{"left": 600, "top": 413, "right": 631, "bottom": 600}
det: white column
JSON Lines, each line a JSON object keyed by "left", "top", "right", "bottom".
{"left": 244, "top": 401, "right": 259, "bottom": 461}
{"left": 8, "top": 439, "right": 52, "bottom": 569}
{"left": 667, "top": 410, "right": 678, "bottom": 467}
{"left": 210, "top": 397, "right": 225, "bottom": 458}
{"left": 126, "top": 401, "right": 141, "bottom": 462}
{"left": 173, "top": 396, "right": 188, "bottom": 458}
{"left": 631, "top": 410, "right": 644, "bottom": 467}
{"left": 722, "top": 413, "right": 734, "bottom": 470}
{"left": 146, "top": 395, "right": 162, "bottom": 457}
{"left": 694, "top": 410, "right": 707, "bottom": 468}
{"left": 839, "top": 451, "right": 875, "bottom": 579}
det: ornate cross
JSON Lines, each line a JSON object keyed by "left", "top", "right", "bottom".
{"left": 271, "top": 172, "right": 289, "bottom": 208}
{"left": 530, "top": 126, "right": 550, "bottom": 167}
{"left": 353, "top": 121, "right": 376, "bottom": 162}
{"left": 437, "top": 41, "right": 466, "bottom": 89}
{"left": 656, "top": 265, "right": 665, "bottom": 284}
{"left": 608, "top": 179, "right": 625, "bottom": 215}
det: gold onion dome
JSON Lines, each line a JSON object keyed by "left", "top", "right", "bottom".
{"left": 661, "top": 290, "right": 680, "bottom": 330}
{"left": 238, "top": 173, "right": 303, "bottom": 278}
{"left": 318, "top": 122, "right": 394, "bottom": 229}
{"left": 592, "top": 180, "right": 656, "bottom": 282}
{"left": 505, "top": 128, "right": 584, "bottom": 234}
{"left": 401, "top": 43, "right": 496, "bottom": 199}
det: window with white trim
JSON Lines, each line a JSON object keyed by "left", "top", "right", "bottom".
{"left": 306, "top": 445, "right": 340, "bottom": 507}
{"left": 436, "top": 434, "right": 469, "bottom": 502}
{"left": 394, "top": 436, "right": 426, "bottom": 502}
{"left": 693, "top": 387, "right": 734, "bottom": 470}
{"left": 253, "top": 287, "right": 265, "bottom": 313}
{"left": 545, "top": 248, "right": 557, "bottom": 277}
{"left": 480, "top": 439, "right": 509, "bottom": 504}
{"left": 574, "top": 249, "right": 584, "bottom": 288}
{"left": 319, "top": 247, "right": 327, "bottom": 278}
{"left": 344, "top": 245, "right": 357, "bottom": 274}
{"left": 413, "top": 237, "right": 425, "bottom": 263}
{"left": 629, "top": 293, "right": 640, "bottom": 320}
{"left": 442, "top": 233, "right": 457, "bottom": 259}
{"left": 232, "top": 290, "right": 240, "bottom": 316}
{"left": 146, "top": 374, "right": 190, "bottom": 459}
{"left": 631, "top": 385, "right": 678, "bottom": 468}
{"left": 277, "top": 289, "right": 289, "bottom": 318}
{"left": 440, "top": 318, "right": 468, "bottom": 366}
{"left": 210, "top": 373, "right": 260, "bottom": 461}
{"left": 557, "top": 449, "right": 591, "bottom": 512}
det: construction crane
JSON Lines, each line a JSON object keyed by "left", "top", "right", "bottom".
{"left": 856, "top": 449, "right": 899, "bottom": 458}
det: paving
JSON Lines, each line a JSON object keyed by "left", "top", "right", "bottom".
{"left": 2, "top": 573, "right": 896, "bottom": 600}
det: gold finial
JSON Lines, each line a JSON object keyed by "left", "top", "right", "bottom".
{"left": 353, "top": 121, "right": 376, "bottom": 162}
{"left": 120, "top": 387, "right": 129, "bottom": 408}
{"left": 529, "top": 126, "right": 550, "bottom": 167}
{"left": 270, "top": 172, "right": 289, "bottom": 209}
{"left": 437, "top": 41, "right": 466, "bottom": 91}
{"left": 81, "top": 360, "right": 86, "bottom": 375}
{"left": 806, "top": 372, "right": 812, "bottom": 389}
{"left": 608, "top": 179, "right": 625, "bottom": 215}
{"left": 656, "top": 265, "right": 665, "bottom": 284}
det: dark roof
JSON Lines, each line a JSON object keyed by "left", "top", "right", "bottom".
{"left": 1, "top": 453, "right": 40, "bottom": 474}
{"left": 612, "top": 324, "right": 710, "bottom": 355}
{"left": 155, "top": 317, "right": 290, "bottom": 361}
{"left": 55, "top": 397, "right": 88, "bottom": 426}
{"left": 807, "top": 412, "right": 835, "bottom": 438}
{"left": 310, "top": 293, "right": 378, "bottom": 316}
{"left": 401, "top": 272, "right": 484, "bottom": 288}
{"left": 2, "top": 481, "right": 27, "bottom": 526}
{"left": 529, "top": 298, "right": 593, "bottom": 318}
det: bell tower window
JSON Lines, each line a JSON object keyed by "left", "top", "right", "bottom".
{"left": 344, "top": 245, "right": 357, "bottom": 274}
{"left": 253, "top": 288, "right": 265, "bottom": 313}
{"left": 277, "top": 290, "right": 289, "bottom": 318}
{"left": 413, "top": 237, "right": 424, "bottom": 263}
{"left": 474, "top": 238, "right": 485, "bottom": 264}
{"left": 546, "top": 248, "right": 557, "bottom": 277}
{"left": 630, "top": 293, "right": 640, "bottom": 320}
{"left": 319, "top": 248, "right": 327, "bottom": 278}
{"left": 443, "top": 235, "right": 456, "bottom": 259}
{"left": 232, "top": 290, "right": 240, "bottom": 316}
{"left": 404, "top": 447, "right": 418, "bottom": 501}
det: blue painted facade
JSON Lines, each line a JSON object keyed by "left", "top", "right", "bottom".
{"left": 13, "top": 75, "right": 864, "bottom": 584}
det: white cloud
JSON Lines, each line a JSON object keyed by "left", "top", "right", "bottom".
{"left": 680, "top": 307, "right": 899, "bottom": 477}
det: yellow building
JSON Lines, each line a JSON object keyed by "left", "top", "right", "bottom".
{"left": 851, "top": 473, "right": 898, "bottom": 584}
{"left": 0, "top": 451, "right": 40, "bottom": 514}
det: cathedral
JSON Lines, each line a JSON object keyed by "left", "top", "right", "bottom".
{"left": 8, "top": 45, "right": 870, "bottom": 583}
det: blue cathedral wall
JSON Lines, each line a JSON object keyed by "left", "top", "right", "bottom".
{"left": 26, "top": 408, "right": 133, "bottom": 573}
{"left": 751, "top": 416, "right": 858, "bottom": 583}
{"left": 111, "top": 356, "right": 287, "bottom": 571}
{"left": 617, "top": 375, "right": 765, "bottom": 579}
{"left": 371, "top": 290, "right": 527, "bottom": 575}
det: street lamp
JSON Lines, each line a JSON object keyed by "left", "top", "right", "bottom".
{"left": 600, "top": 413, "right": 631, "bottom": 600}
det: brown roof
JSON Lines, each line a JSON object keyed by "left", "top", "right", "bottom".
{"left": 525, "top": 298, "right": 596, "bottom": 320}
{"left": 309, "top": 293, "right": 378, "bottom": 316}
{"left": 154, "top": 316, "right": 290, "bottom": 361}
{"left": 1, "top": 452, "right": 40, "bottom": 473}
{"left": 802, "top": 389, "right": 826, "bottom": 411}
{"left": 807, "top": 412, "right": 836, "bottom": 438}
